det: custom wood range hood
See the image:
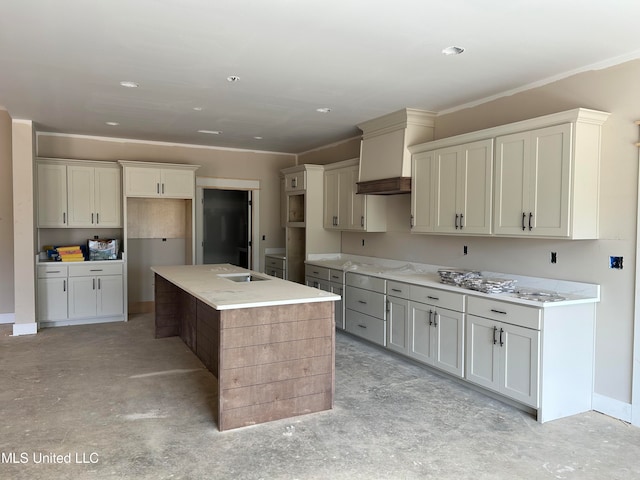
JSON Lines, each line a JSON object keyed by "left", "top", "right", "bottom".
{"left": 356, "top": 108, "right": 436, "bottom": 195}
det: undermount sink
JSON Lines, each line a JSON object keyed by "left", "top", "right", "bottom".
{"left": 217, "top": 273, "right": 269, "bottom": 283}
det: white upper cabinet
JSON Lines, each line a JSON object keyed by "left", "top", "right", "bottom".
{"left": 37, "top": 162, "right": 68, "bottom": 227}
{"left": 120, "top": 161, "right": 199, "bottom": 199}
{"left": 410, "top": 108, "right": 609, "bottom": 239}
{"left": 37, "top": 159, "right": 121, "bottom": 228}
{"left": 494, "top": 124, "right": 572, "bottom": 237}
{"left": 323, "top": 159, "right": 386, "bottom": 232}
{"left": 67, "top": 165, "right": 121, "bottom": 227}
{"left": 414, "top": 138, "right": 493, "bottom": 235}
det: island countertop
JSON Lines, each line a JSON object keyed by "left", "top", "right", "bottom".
{"left": 151, "top": 264, "right": 340, "bottom": 310}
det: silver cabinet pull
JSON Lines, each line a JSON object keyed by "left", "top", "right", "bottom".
{"left": 434, "top": 312, "right": 438, "bottom": 328}
{"left": 427, "top": 295, "right": 439, "bottom": 301}
{"left": 490, "top": 308, "right": 507, "bottom": 315}
{"left": 98, "top": 278, "right": 101, "bottom": 289}
{"left": 63, "top": 280, "right": 66, "bottom": 292}
{"left": 391, "top": 288, "right": 402, "bottom": 293}
{"left": 92, "top": 278, "right": 96, "bottom": 290}
{"left": 91, "top": 213, "right": 94, "bottom": 224}
{"left": 96, "top": 213, "right": 99, "bottom": 224}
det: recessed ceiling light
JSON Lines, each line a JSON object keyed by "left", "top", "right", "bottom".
{"left": 226, "top": 75, "right": 240, "bottom": 82}
{"left": 119, "top": 81, "right": 140, "bottom": 88}
{"left": 105, "top": 121, "right": 119, "bottom": 126}
{"left": 253, "top": 136, "right": 263, "bottom": 140}
{"left": 193, "top": 107, "right": 203, "bottom": 111}
{"left": 316, "top": 107, "right": 331, "bottom": 113}
{"left": 442, "top": 46, "right": 465, "bottom": 56}
{"left": 198, "top": 129, "right": 222, "bottom": 135}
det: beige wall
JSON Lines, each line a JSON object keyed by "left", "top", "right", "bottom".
{"left": 36, "top": 135, "right": 297, "bottom": 267}
{"left": 0, "top": 110, "right": 14, "bottom": 315}
{"left": 342, "top": 58, "right": 640, "bottom": 406}
{"left": 297, "top": 136, "right": 361, "bottom": 165}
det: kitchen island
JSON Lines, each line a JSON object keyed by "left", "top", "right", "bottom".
{"left": 151, "top": 264, "right": 340, "bottom": 431}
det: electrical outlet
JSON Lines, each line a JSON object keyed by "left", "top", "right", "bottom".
{"left": 610, "top": 256, "right": 623, "bottom": 269}
{"left": 463, "top": 245, "right": 468, "bottom": 255}
{"left": 551, "top": 252, "right": 557, "bottom": 264}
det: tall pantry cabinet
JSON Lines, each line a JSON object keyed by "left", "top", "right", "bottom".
{"left": 119, "top": 161, "right": 199, "bottom": 313}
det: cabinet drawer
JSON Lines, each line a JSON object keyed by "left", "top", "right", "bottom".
{"left": 345, "top": 310, "right": 386, "bottom": 346}
{"left": 329, "top": 269, "right": 344, "bottom": 283}
{"left": 346, "top": 273, "right": 385, "bottom": 293}
{"left": 267, "top": 267, "right": 284, "bottom": 279}
{"left": 410, "top": 285, "right": 464, "bottom": 312}
{"left": 68, "top": 263, "right": 123, "bottom": 277}
{"left": 305, "top": 264, "right": 330, "bottom": 280}
{"left": 467, "top": 296, "right": 541, "bottom": 330}
{"left": 265, "top": 256, "right": 285, "bottom": 269}
{"left": 345, "top": 286, "right": 385, "bottom": 319}
{"left": 387, "top": 281, "right": 411, "bottom": 299}
{"left": 305, "top": 277, "right": 330, "bottom": 291}
{"left": 37, "top": 264, "right": 68, "bottom": 278}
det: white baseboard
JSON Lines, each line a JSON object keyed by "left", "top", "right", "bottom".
{"left": 12, "top": 322, "right": 37, "bottom": 336}
{"left": 592, "top": 393, "right": 632, "bottom": 423}
{"left": 0, "top": 313, "right": 15, "bottom": 324}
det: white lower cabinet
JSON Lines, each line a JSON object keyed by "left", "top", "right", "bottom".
{"left": 387, "top": 295, "right": 410, "bottom": 354}
{"left": 37, "top": 262, "right": 125, "bottom": 326}
{"left": 345, "top": 273, "right": 386, "bottom": 346}
{"left": 37, "top": 264, "right": 68, "bottom": 321}
{"left": 305, "top": 264, "right": 345, "bottom": 330}
{"left": 465, "top": 298, "right": 540, "bottom": 408}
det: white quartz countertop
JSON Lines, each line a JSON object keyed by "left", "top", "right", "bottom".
{"left": 151, "top": 264, "right": 339, "bottom": 310}
{"left": 305, "top": 254, "right": 599, "bottom": 308}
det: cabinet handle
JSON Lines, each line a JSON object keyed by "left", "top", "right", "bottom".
{"left": 98, "top": 278, "right": 101, "bottom": 289}
{"left": 386, "top": 300, "right": 390, "bottom": 313}
{"left": 331, "top": 275, "right": 340, "bottom": 280}
{"left": 162, "top": 183, "right": 165, "bottom": 194}
{"left": 428, "top": 310, "right": 433, "bottom": 326}
{"left": 63, "top": 280, "right": 66, "bottom": 292}
{"left": 361, "top": 215, "right": 364, "bottom": 227}
{"left": 493, "top": 326, "right": 497, "bottom": 345}
{"left": 358, "top": 300, "right": 367, "bottom": 304}
{"left": 455, "top": 214, "right": 459, "bottom": 229}
{"left": 157, "top": 183, "right": 160, "bottom": 194}
{"left": 427, "top": 295, "right": 439, "bottom": 301}
{"left": 522, "top": 212, "right": 526, "bottom": 231}
{"left": 499, "top": 328, "right": 504, "bottom": 347}
{"left": 63, "top": 212, "right": 66, "bottom": 224}
{"left": 91, "top": 213, "right": 94, "bottom": 224}
{"left": 528, "top": 212, "right": 533, "bottom": 231}
{"left": 93, "top": 278, "right": 96, "bottom": 290}
{"left": 90, "top": 269, "right": 103, "bottom": 272}
{"left": 460, "top": 213, "right": 464, "bottom": 229}
{"left": 433, "top": 312, "right": 438, "bottom": 328}
{"left": 357, "top": 324, "right": 367, "bottom": 329}
{"left": 47, "top": 270, "right": 61, "bottom": 274}
{"left": 410, "top": 214, "right": 414, "bottom": 228}
{"left": 391, "top": 288, "right": 402, "bottom": 293}
{"left": 490, "top": 308, "right": 507, "bottom": 315}
{"left": 96, "top": 213, "right": 99, "bottom": 224}
{"left": 313, "top": 281, "right": 319, "bottom": 288}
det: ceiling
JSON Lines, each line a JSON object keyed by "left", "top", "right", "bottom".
{"left": 1, "top": 0, "right": 640, "bottom": 154}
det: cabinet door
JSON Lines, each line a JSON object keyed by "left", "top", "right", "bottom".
{"left": 433, "top": 147, "right": 460, "bottom": 233}
{"left": 465, "top": 315, "right": 500, "bottom": 392}
{"left": 125, "top": 167, "right": 162, "bottom": 197}
{"left": 409, "top": 301, "right": 435, "bottom": 365}
{"left": 67, "top": 165, "right": 96, "bottom": 227}
{"left": 94, "top": 167, "right": 122, "bottom": 227}
{"left": 37, "top": 163, "right": 67, "bottom": 227}
{"left": 68, "top": 276, "right": 97, "bottom": 318}
{"left": 387, "top": 296, "right": 409, "bottom": 354}
{"left": 433, "top": 308, "right": 464, "bottom": 378}
{"left": 494, "top": 132, "right": 529, "bottom": 235}
{"left": 324, "top": 170, "right": 340, "bottom": 229}
{"left": 37, "top": 277, "right": 68, "bottom": 321}
{"left": 411, "top": 151, "right": 435, "bottom": 232}
{"left": 284, "top": 171, "right": 305, "bottom": 192}
{"left": 528, "top": 123, "right": 571, "bottom": 237}
{"left": 500, "top": 323, "right": 540, "bottom": 407}
{"left": 97, "top": 275, "right": 124, "bottom": 316}
{"left": 161, "top": 168, "right": 194, "bottom": 198}
{"left": 458, "top": 139, "right": 493, "bottom": 235}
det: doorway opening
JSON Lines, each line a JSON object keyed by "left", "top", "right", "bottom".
{"left": 200, "top": 189, "right": 251, "bottom": 267}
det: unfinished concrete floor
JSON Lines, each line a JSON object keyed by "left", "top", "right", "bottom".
{"left": 1, "top": 313, "right": 639, "bottom": 480}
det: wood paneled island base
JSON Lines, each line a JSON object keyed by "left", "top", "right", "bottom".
{"left": 154, "top": 273, "right": 335, "bottom": 431}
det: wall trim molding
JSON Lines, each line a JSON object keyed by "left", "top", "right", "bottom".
{"left": 35, "top": 131, "right": 296, "bottom": 157}
{"left": 0, "top": 313, "right": 15, "bottom": 324}
{"left": 296, "top": 134, "right": 362, "bottom": 157}
{"left": 592, "top": 393, "right": 632, "bottom": 423}
{"left": 12, "top": 322, "right": 37, "bottom": 336}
